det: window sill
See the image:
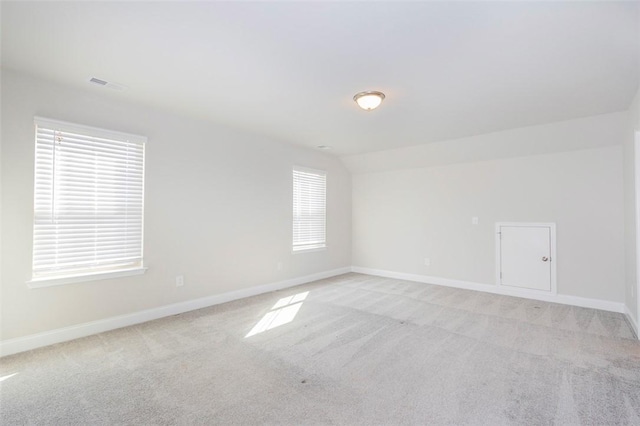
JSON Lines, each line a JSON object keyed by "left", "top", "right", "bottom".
{"left": 292, "top": 246, "right": 327, "bottom": 254}
{"left": 27, "top": 267, "right": 147, "bottom": 289}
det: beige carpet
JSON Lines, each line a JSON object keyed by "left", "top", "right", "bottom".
{"left": 1, "top": 273, "right": 639, "bottom": 425}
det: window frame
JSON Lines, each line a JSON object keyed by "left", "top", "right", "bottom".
{"left": 28, "top": 117, "right": 147, "bottom": 288}
{"left": 292, "top": 166, "right": 327, "bottom": 253}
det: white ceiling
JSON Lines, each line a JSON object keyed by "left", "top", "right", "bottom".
{"left": 2, "top": 1, "right": 638, "bottom": 156}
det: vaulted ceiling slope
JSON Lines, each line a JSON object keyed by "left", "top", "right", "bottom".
{"left": 2, "top": 1, "right": 638, "bottom": 156}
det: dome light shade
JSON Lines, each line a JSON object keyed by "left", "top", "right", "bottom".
{"left": 353, "top": 91, "right": 385, "bottom": 111}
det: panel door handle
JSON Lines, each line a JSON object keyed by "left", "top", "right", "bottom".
{"left": 542, "top": 257, "right": 549, "bottom": 262}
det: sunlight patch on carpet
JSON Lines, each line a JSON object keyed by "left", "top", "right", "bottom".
{"left": 0, "top": 373, "right": 19, "bottom": 383}
{"left": 245, "top": 291, "right": 309, "bottom": 338}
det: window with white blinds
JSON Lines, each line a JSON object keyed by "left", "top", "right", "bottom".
{"left": 292, "top": 167, "right": 326, "bottom": 252}
{"left": 32, "top": 117, "right": 146, "bottom": 283}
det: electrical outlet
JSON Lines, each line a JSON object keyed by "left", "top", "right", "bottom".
{"left": 176, "top": 275, "right": 184, "bottom": 287}
{"left": 472, "top": 217, "right": 479, "bottom": 225}
{"left": 424, "top": 258, "right": 430, "bottom": 267}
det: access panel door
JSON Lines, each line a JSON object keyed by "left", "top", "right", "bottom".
{"left": 498, "top": 225, "right": 553, "bottom": 292}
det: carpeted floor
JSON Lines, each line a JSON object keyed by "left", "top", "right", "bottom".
{"left": 1, "top": 273, "right": 639, "bottom": 425}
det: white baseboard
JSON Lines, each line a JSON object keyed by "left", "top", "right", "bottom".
{"left": 0, "top": 266, "right": 351, "bottom": 357}
{"left": 351, "top": 266, "right": 626, "bottom": 314}
{"left": 3, "top": 265, "right": 633, "bottom": 357}
{"left": 624, "top": 305, "right": 639, "bottom": 338}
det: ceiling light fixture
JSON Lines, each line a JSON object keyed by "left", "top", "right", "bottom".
{"left": 353, "top": 90, "right": 385, "bottom": 111}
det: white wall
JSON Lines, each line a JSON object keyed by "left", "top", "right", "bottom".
{"left": 342, "top": 112, "right": 627, "bottom": 174}
{"left": 0, "top": 70, "right": 351, "bottom": 341}
{"left": 624, "top": 85, "right": 640, "bottom": 326}
{"left": 350, "top": 117, "right": 626, "bottom": 304}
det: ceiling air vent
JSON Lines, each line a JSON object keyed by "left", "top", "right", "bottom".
{"left": 89, "top": 77, "right": 108, "bottom": 86}
{"left": 88, "top": 77, "right": 127, "bottom": 91}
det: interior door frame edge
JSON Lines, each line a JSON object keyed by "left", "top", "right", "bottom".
{"left": 495, "top": 222, "right": 557, "bottom": 296}
{"left": 634, "top": 130, "right": 640, "bottom": 332}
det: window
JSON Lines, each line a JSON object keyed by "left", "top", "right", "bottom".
{"left": 31, "top": 117, "right": 146, "bottom": 285}
{"left": 292, "top": 167, "right": 326, "bottom": 252}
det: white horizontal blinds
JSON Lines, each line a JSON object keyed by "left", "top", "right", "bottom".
{"left": 293, "top": 167, "right": 326, "bottom": 251}
{"left": 33, "top": 118, "right": 146, "bottom": 279}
